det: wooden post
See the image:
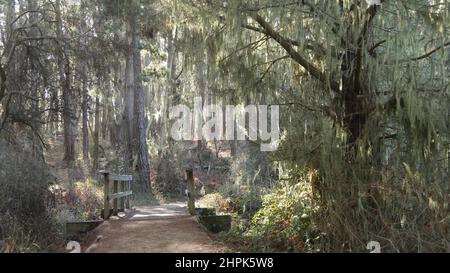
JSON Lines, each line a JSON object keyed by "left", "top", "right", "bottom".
{"left": 120, "top": 181, "right": 125, "bottom": 212}
{"left": 102, "top": 171, "right": 110, "bottom": 220}
{"left": 113, "top": 180, "right": 118, "bottom": 216}
{"left": 126, "top": 181, "right": 131, "bottom": 209}
{"left": 186, "top": 169, "right": 196, "bottom": 215}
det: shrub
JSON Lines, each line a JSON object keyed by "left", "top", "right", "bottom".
{"left": 52, "top": 179, "right": 104, "bottom": 223}
{"left": 215, "top": 184, "right": 264, "bottom": 218}
{"left": 246, "top": 178, "right": 320, "bottom": 252}
{"left": 0, "top": 139, "right": 61, "bottom": 252}
{"left": 217, "top": 169, "right": 322, "bottom": 252}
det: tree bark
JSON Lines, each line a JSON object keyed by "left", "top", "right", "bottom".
{"left": 55, "top": 0, "right": 75, "bottom": 163}
{"left": 123, "top": 9, "right": 135, "bottom": 170}
{"left": 80, "top": 9, "right": 89, "bottom": 161}
{"left": 93, "top": 96, "right": 100, "bottom": 170}
{"left": 81, "top": 64, "right": 89, "bottom": 161}
{"left": 131, "top": 0, "right": 151, "bottom": 192}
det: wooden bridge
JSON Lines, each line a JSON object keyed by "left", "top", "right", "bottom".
{"left": 73, "top": 170, "right": 225, "bottom": 253}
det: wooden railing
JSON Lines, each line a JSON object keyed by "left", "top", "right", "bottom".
{"left": 100, "top": 171, "right": 133, "bottom": 220}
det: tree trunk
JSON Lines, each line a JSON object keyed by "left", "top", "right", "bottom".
{"left": 159, "top": 27, "right": 177, "bottom": 157}
{"left": 93, "top": 96, "right": 100, "bottom": 171}
{"left": 340, "top": 5, "right": 379, "bottom": 151}
{"left": 81, "top": 64, "right": 89, "bottom": 161}
{"left": 80, "top": 5, "right": 89, "bottom": 161}
{"left": 110, "top": 51, "right": 122, "bottom": 147}
{"left": 123, "top": 12, "right": 135, "bottom": 170}
{"left": 27, "top": 0, "right": 44, "bottom": 158}
{"left": 55, "top": 0, "right": 75, "bottom": 163}
{"left": 102, "top": 79, "right": 110, "bottom": 141}
{"left": 131, "top": 0, "right": 151, "bottom": 192}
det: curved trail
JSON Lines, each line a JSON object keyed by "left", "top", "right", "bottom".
{"left": 82, "top": 203, "right": 224, "bottom": 253}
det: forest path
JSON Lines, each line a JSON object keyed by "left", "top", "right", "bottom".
{"left": 82, "top": 202, "right": 224, "bottom": 253}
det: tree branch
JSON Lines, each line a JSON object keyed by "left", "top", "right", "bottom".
{"left": 383, "top": 41, "right": 450, "bottom": 65}
{"left": 242, "top": 23, "right": 334, "bottom": 57}
{"left": 256, "top": 55, "right": 290, "bottom": 84}
{"left": 369, "top": 39, "right": 386, "bottom": 55}
{"left": 409, "top": 41, "right": 450, "bottom": 62}
{"left": 242, "top": 24, "right": 301, "bottom": 47}
{"left": 250, "top": 13, "right": 340, "bottom": 93}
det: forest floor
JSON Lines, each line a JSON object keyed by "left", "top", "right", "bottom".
{"left": 44, "top": 134, "right": 91, "bottom": 184}
{"left": 81, "top": 203, "right": 226, "bottom": 253}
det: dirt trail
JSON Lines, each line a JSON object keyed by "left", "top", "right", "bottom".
{"left": 82, "top": 203, "right": 224, "bottom": 253}
{"left": 45, "top": 136, "right": 224, "bottom": 253}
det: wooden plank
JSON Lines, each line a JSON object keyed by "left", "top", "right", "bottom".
{"left": 102, "top": 173, "right": 110, "bottom": 220}
{"left": 109, "top": 175, "right": 133, "bottom": 181}
{"left": 110, "top": 191, "right": 133, "bottom": 200}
